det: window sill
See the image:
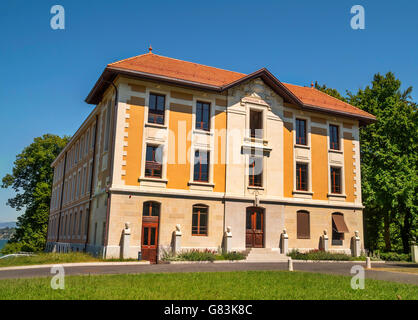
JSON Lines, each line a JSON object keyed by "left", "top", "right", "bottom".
{"left": 193, "top": 129, "right": 213, "bottom": 136}
{"left": 294, "top": 144, "right": 310, "bottom": 150}
{"left": 189, "top": 181, "right": 214, "bottom": 191}
{"left": 188, "top": 181, "right": 215, "bottom": 187}
{"left": 327, "top": 193, "right": 347, "bottom": 202}
{"left": 248, "top": 186, "right": 264, "bottom": 191}
{"left": 293, "top": 190, "right": 313, "bottom": 199}
{"left": 139, "top": 177, "right": 168, "bottom": 184}
{"left": 328, "top": 149, "right": 343, "bottom": 154}
{"left": 145, "top": 123, "right": 167, "bottom": 129}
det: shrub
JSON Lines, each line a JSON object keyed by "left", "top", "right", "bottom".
{"left": 218, "top": 252, "right": 246, "bottom": 261}
{"left": 378, "top": 252, "right": 411, "bottom": 262}
{"left": 177, "top": 249, "right": 217, "bottom": 262}
{"left": 288, "top": 249, "right": 355, "bottom": 261}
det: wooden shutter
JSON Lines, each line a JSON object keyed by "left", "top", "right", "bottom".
{"left": 297, "top": 211, "right": 310, "bottom": 239}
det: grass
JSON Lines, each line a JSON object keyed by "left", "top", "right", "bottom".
{"left": 0, "top": 252, "right": 102, "bottom": 267}
{"left": 0, "top": 271, "right": 416, "bottom": 300}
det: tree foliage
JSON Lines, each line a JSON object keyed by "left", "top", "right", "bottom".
{"left": 1, "top": 134, "right": 70, "bottom": 253}
{"left": 316, "top": 73, "right": 417, "bottom": 253}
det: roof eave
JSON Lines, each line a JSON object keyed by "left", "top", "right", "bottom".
{"left": 302, "top": 103, "right": 376, "bottom": 125}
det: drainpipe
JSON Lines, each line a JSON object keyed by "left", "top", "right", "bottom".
{"left": 222, "top": 91, "right": 229, "bottom": 242}
{"left": 102, "top": 80, "right": 119, "bottom": 259}
{"left": 84, "top": 114, "right": 99, "bottom": 251}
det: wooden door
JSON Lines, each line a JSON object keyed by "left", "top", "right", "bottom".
{"left": 141, "top": 202, "right": 160, "bottom": 264}
{"left": 246, "top": 207, "right": 264, "bottom": 248}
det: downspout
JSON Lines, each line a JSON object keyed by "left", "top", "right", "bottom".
{"left": 222, "top": 91, "right": 229, "bottom": 242}
{"left": 102, "top": 81, "right": 119, "bottom": 259}
{"left": 55, "top": 152, "right": 67, "bottom": 245}
{"left": 84, "top": 114, "right": 99, "bottom": 251}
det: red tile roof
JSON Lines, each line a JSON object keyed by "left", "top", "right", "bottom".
{"left": 282, "top": 83, "right": 375, "bottom": 120}
{"left": 95, "top": 52, "right": 375, "bottom": 122}
{"left": 109, "top": 52, "right": 246, "bottom": 87}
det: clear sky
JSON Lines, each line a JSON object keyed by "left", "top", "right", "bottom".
{"left": 0, "top": 0, "right": 417, "bottom": 222}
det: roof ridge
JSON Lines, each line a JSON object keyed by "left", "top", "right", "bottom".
{"left": 108, "top": 52, "right": 153, "bottom": 66}
{"left": 111, "top": 52, "right": 247, "bottom": 77}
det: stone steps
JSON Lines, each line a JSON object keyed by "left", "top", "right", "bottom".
{"left": 245, "top": 248, "right": 288, "bottom": 262}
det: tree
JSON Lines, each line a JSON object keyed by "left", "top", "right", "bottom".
{"left": 316, "top": 73, "right": 417, "bottom": 253}
{"left": 1, "top": 134, "right": 70, "bottom": 253}
{"left": 314, "top": 81, "right": 348, "bottom": 102}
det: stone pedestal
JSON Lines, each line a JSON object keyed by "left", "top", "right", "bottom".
{"left": 321, "top": 230, "right": 329, "bottom": 252}
{"left": 223, "top": 226, "right": 232, "bottom": 253}
{"left": 122, "top": 222, "right": 131, "bottom": 259}
{"left": 352, "top": 230, "right": 361, "bottom": 257}
{"left": 172, "top": 224, "right": 182, "bottom": 254}
{"left": 281, "top": 229, "right": 288, "bottom": 255}
{"left": 411, "top": 245, "right": 418, "bottom": 263}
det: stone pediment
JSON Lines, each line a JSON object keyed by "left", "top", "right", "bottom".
{"left": 231, "top": 77, "right": 283, "bottom": 110}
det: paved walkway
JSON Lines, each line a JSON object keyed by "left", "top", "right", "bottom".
{"left": 0, "top": 261, "right": 416, "bottom": 285}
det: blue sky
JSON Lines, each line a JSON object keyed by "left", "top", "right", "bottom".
{"left": 0, "top": 0, "right": 417, "bottom": 222}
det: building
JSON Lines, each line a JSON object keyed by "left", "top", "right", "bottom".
{"left": 45, "top": 48, "right": 376, "bottom": 262}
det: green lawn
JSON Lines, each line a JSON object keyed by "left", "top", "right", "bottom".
{"left": 0, "top": 252, "right": 139, "bottom": 268}
{"left": 0, "top": 271, "right": 416, "bottom": 300}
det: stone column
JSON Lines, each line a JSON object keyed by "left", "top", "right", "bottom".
{"left": 322, "top": 230, "right": 329, "bottom": 252}
{"left": 411, "top": 245, "right": 418, "bottom": 263}
{"left": 172, "top": 224, "right": 182, "bottom": 254}
{"left": 352, "top": 230, "right": 361, "bottom": 257}
{"left": 281, "top": 229, "right": 288, "bottom": 255}
{"left": 122, "top": 222, "right": 131, "bottom": 259}
{"left": 223, "top": 226, "right": 232, "bottom": 253}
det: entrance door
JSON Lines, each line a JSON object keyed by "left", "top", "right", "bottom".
{"left": 246, "top": 207, "right": 264, "bottom": 248}
{"left": 141, "top": 202, "right": 160, "bottom": 264}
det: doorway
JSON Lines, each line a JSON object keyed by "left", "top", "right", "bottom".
{"left": 246, "top": 207, "right": 265, "bottom": 248}
{"left": 141, "top": 201, "right": 160, "bottom": 264}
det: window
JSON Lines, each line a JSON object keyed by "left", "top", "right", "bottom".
{"left": 78, "top": 211, "right": 83, "bottom": 235}
{"left": 93, "top": 222, "right": 97, "bottom": 245}
{"left": 297, "top": 211, "right": 310, "bottom": 239}
{"left": 148, "top": 93, "right": 165, "bottom": 124}
{"left": 329, "top": 124, "right": 340, "bottom": 150}
{"left": 296, "top": 119, "right": 307, "bottom": 145}
{"left": 143, "top": 201, "right": 160, "bottom": 217}
{"left": 80, "top": 137, "right": 84, "bottom": 160}
{"left": 73, "top": 212, "right": 77, "bottom": 237}
{"left": 332, "top": 213, "right": 348, "bottom": 245}
{"left": 296, "top": 163, "right": 308, "bottom": 191}
{"left": 145, "top": 145, "right": 162, "bottom": 178}
{"left": 249, "top": 156, "right": 263, "bottom": 187}
{"left": 91, "top": 124, "right": 96, "bottom": 149}
{"left": 193, "top": 150, "right": 209, "bottom": 182}
{"left": 102, "top": 222, "right": 106, "bottom": 245}
{"left": 75, "top": 143, "right": 78, "bottom": 164}
{"left": 87, "top": 161, "right": 93, "bottom": 194}
{"left": 196, "top": 101, "right": 210, "bottom": 131}
{"left": 192, "top": 205, "right": 208, "bottom": 236}
{"left": 250, "top": 110, "right": 263, "bottom": 138}
{"left": 85, "top": 130, "right": 90, "bottom": 155}
{"left": 330, "top": 167, "right": 342, "bottom": 194}
{"left": 84, "top": 209, "right": 89, "bottom": 237}
{"left": 104, "top": 101, "right": 112, "bottom": 151}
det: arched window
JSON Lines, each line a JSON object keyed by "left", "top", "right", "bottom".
{"left": 297, "top": 210, "right": 310, "bottom": 239}
{"left": 143, "top": 201, "right": 160, "bottom": 217}
{"left": 332, "top": 212, "right": 348, "bottom": 245}
{"left": 192, "top": 204, "right": 208, "bottom": 236}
